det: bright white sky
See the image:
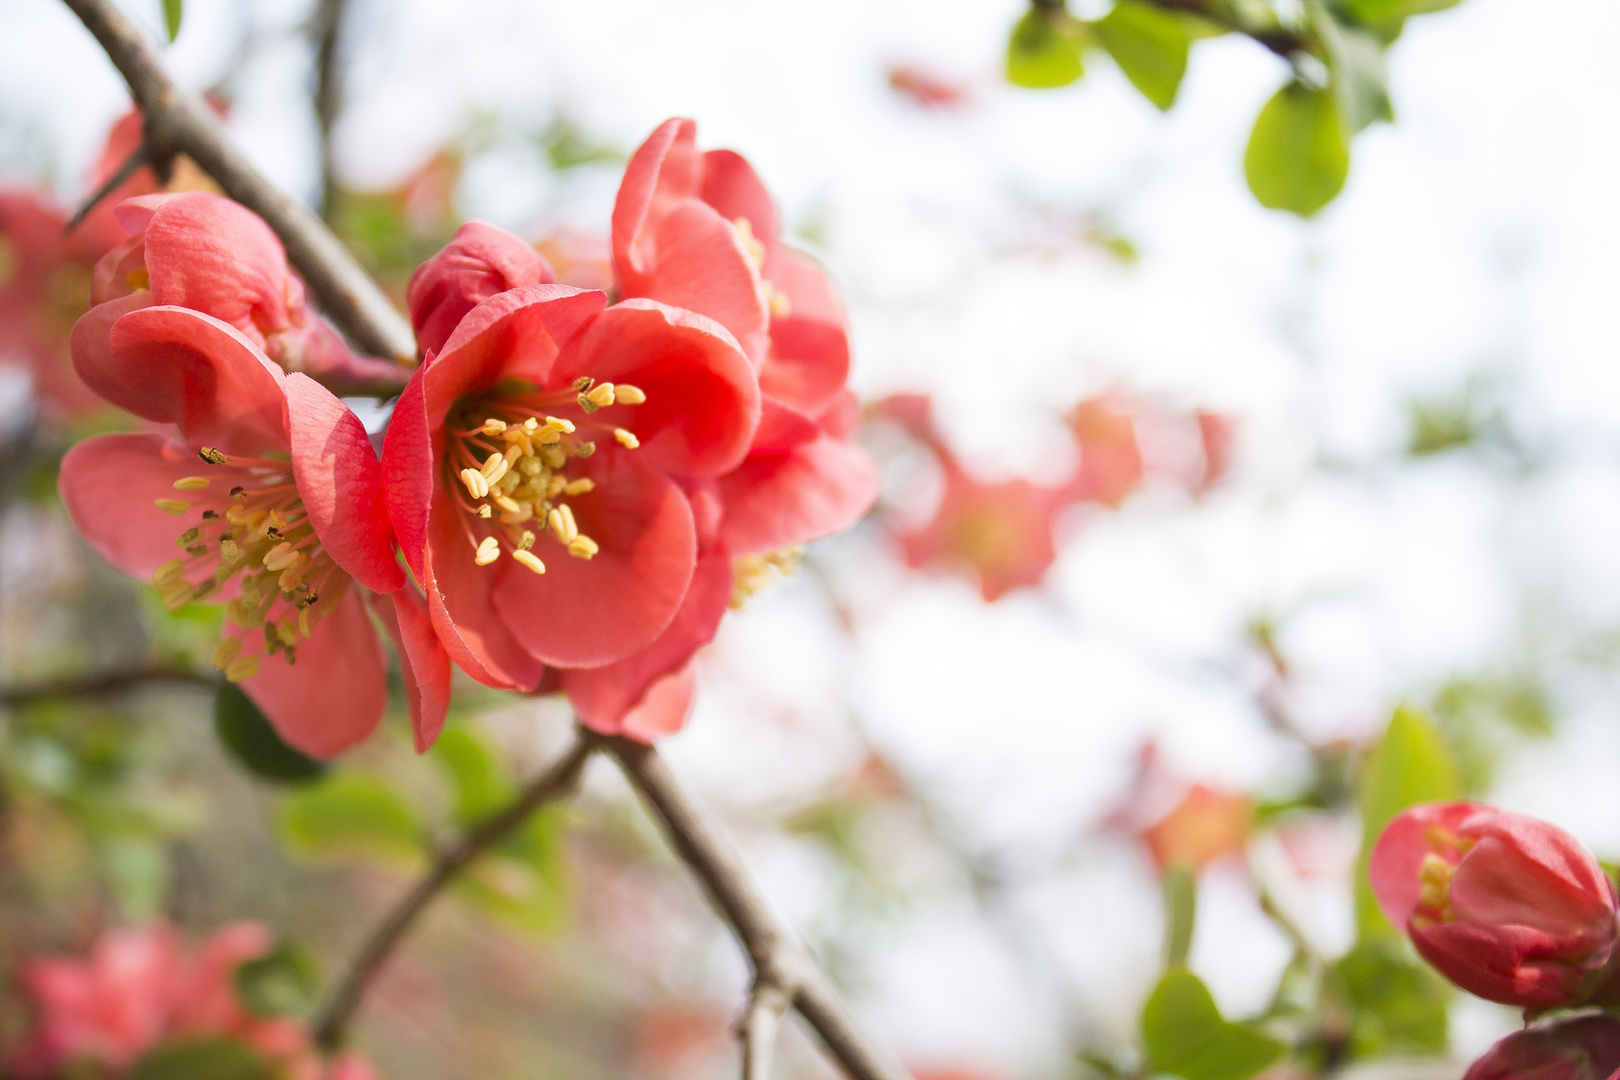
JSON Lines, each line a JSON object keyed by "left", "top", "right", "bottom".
{"left": 6, "top": 0, "right": 1620, "bottom": 1074}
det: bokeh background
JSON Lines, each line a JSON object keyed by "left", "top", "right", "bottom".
{"left": 4, "top": 0, "right": 1620, "bottom": 1077}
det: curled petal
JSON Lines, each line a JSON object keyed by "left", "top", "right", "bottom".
{"left": 369, "top": 587, "right": 452, "bottom": 753}
{"left": 701, "top": 148, "right": 780, "bottom": 247}
{"left": 381, "top": 365, "right": 434, "bottom": 581}
{"left": 719, "top": 429, "right": 880, "bottom": 555}
{"left": 242, "top": 588, "right": 387, "bottom": 759}
{"left": 1369, "top": 802, "right": 1494, "bottom": 928}
{"left": 407, "top": 220, "right": 557, "bottom": 358}
{"left": 137, "top": 192, "right": 292, "bottom": 347}
{"left": 493, "top": 450, "right": 697, "bottom": 668}
{"left": 285, "top": 373, "right": 404, "bottom": 594}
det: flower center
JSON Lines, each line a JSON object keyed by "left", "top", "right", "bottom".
{"left": 149, "top": 447, "right": 345, "bottom": 683}
{"left": 444, "top": 377, "right": 646, "bottom": 575}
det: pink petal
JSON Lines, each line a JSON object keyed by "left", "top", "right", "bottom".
{"left": 285, "top": 373, "right": 404, "bottom": 594}
{"left": 565, "top": 551, "right": 730, "bottom": 732}
{"left": 381, "top": 365, "right": 434, "bottom": 581}
{"left": 759, "top": 248, "right": 851, "bottom": 416}
{"left": 59, "top": 433, "right": 211, "bottom": 577}
{"left": 242, "top": 587, "right": 387, "bottom": 759}
{"left": 492, "top": 450, "right": 697, "bottom": 668}
{"left": 620, "top": 663, "right": 698, "bottom": 743}
{"left": 701, "top": 149, "right": 780, "bottom": 246}
{"left": 629, "top": 200, "right": 769, "bottom": 364}
{"left": 98, "top": 306, "right": 290, "bottom": 457}
{"left": 369, "top": 587, "right": 452, "bottom": 753}
{"left": 70, "top": 290, "right": 152, "bottom": 406}
{"left": 719, "top": 429, "right": 880, "bottom": 555}
{"left": 1368, "top": 802, "right": 1486, "bottom": 927}
{"left": 407, "top": 220, "right": 557, "bottom": 358}
{"left": 141, "top": 192, "right": 291, "bottom": 345}
{"left": 613, "top": 119, "right": 702, "bottom": 279}
{"left": 551, "top": 299, "right": 760, "bottom": 479}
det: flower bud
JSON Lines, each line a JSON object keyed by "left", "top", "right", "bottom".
{"left": 1370, "top": 802, "right": 1620, "bottom": 1009}
{"left": 1462, "top": 1014, "right": 1620, "bottom": 1080}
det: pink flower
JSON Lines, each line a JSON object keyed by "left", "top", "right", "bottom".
{"left": 1066, "top": 395, "right": 1144, "bottom": 508}
{"left": 1462, "top": 1015, "right": 1620, "bottom": 1080}
{"left": 61, "top": 303, "right": 447, "bottom": 756}
{"left": 886, "top": 63, "right": 972, "bottom": 110}
{"left": 383, "top": 232, "right": 760, "bottom": 705}
{"left": 79, "top": 192, "right": 406, "bottom": 395}
{"left": 1369, "top": 802, "right": 1620, "bottom": 1009}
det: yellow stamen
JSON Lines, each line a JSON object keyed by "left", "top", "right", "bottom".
{"left": 733, "top": 217, "right": 767, "bottom": 266}
{"left": 1418, "top": 854, "right": 1456, "bottom": 914}
{"left": 477, "top": 504, "right": 493, "bottom": 518}
{"left": 262, "top": 542, "right": 299, "bottom": 572}
{"left": 492, "top": 494, "right": 522, "bottom": 513}
{"left": 219, "top": 538, "right": 242, "bottom": 565}
{"left": 563, "top": 478, "right": 594, "bottom": 496}
{"left": 548, "top": 506, "right": 577, "bottom": 544}
{"left": 586, "top": 382, "right": 617, "bottom": 408}
{"left": 160, "top": 581, "right": 195, "bottom": 612}
{"left": 535, "top": 427, "right": 562, "bottom": 445}
{"left": 126, "top": 268, "right": 151, "bottom": 291}
{"left": 566, "top": 535, "right": 598, "bottom": 559}
{"left": 512, "top": 549, "right": 546, "bottom": 575}
{"left": 546, "top": 416, "right": 576, "bottom": 433}
{"left": 176, "top": 527, "right": 201, "bottom": 547}
{"left": 155, "top": 498, "right": 191, "bottom": 516}
{"left": 522, "top": 417, "right": 541, "bottom": 434}
{"left": 298, "top": 609, "right": 312, "bottom": 637}
{"left": 460, "top": 468, "right": 489, "bottom": 499}
{"left": 211, "top": 637, "right": 243, "bottom": 670}
{"left": 174, "top": 476, "right": 210, "bottom": 491}
{"left": 517, "top": 530, "right": 536, "bottom": 551}
{"left": 224, "top": 654, "right": 261, "bottom": 683}
{"left": 198, "top": 447, "right": 228, "bottom": 465}
{"left": 481, "top": 453, "right": 509, "bottom": 485}
{"left": 276, "top": 619, "right": 299, "bottom": 647}
{"left": 764, "top": 281, "right": 792, "bottom": 319}
{"left": 475, "top": 536, "right": 501, "bottom": 566}
{"left": 541, "top": 445, "right": 567, "bottom": 469}
{"left": 613, "top": 384, "right": 646, "bottom": 405}
{"left": 153, "top": 559, "right": 186, "bottom": 586}
{"left": 482, "top": 418, "right": 508, "bottom": 436}
{"left": 613, "top": 428, "right": 639, "bottom": 449}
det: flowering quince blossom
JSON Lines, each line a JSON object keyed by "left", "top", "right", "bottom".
{"left": 1461, "top": 1014, "right": 1620, "bottom": 1080}
{"left": 60, "top": 292, "right": 448, "bottom": 756}
{"left": 1065, "top": 394, "right": 1144, "bottom": 508}
{"left": 77, "top": 191, "right": 404, "bottom": 396}
{"left": 10, "top": 921, "right": 378, "bottom": 1080}
{"left": 1370, "top": 802, "right": 1620, "bottom": 1009}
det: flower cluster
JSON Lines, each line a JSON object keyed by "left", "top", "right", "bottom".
{"left": 55, "top": 118, "right": 876, "bottom": 755}
{"left": 7, "top": 921, "right": 376, "bottom": 1080}
{"left": 1372, "top": 802, "right": 1620, "bottom": 1077}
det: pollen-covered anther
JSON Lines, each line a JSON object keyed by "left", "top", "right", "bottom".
{"left": 566, "top": 535, "right": 598, "bottom": 559}
{"left": 1418, "top": 853, "right": 1456, "bottom": 915}
{"left": 585, "top": 382, "right": 617, "bottom": 408}
{"left": 512, "top": 549, "right": 546, "bottom": 575}
{"left": 546, "top": 416, "right": 576, "bottom": 433}
{"left": 517, "top": 530, "right": 536, "bottom": 551}
{"left": 480, "top": 452, "right": 510, "bottom": 485}
{"left": 492, "top": 494, "right": 522, "bottom": 514}
{"left": 198, "top": 447, "right": 228, "bottom": 465}
{"left": 459, "top": 468, "right": 489, "bottom": 499}
{"left": 211, "top": 637, "right": 242, "bottom": 671}
{"left": 613, "top": 384, "right": 647, "bottom": 405}
{"left": 613, "top": 428, "right": 639, "bottom": 449}
{"left": 174, "top": 476, "right": 210, "bottom": 491}
{"left": 230, "top": 486, "right": 247, "bottom": 499}
{"left": 482, "top": 418, "right": 508, "bottom": 436}
{"left": 262, "top": 542, "right": 300, "bottom": 572}
{"left": 474, "top": 536, "right": 501, "bottom": 566}
{"left": 563, "top": 478, "right": 594, "bottom": 496}
{"left": 153, "top": 559, "right": 186, "bottom": 586}
{"left": 176, "top": 527, "right": 201, "bottom": 547}
{"left": 224, "top": 654, "right": 261, "bottom": 683}
{"left": 547, "top": 505, "right": 578, "bottom": 544}
{"left": 155, "top": 498, "right": 191, "bottom": 516}
{"left": 160, "top": 581, "right": 195, "bottom": 612}
{"left": 477, "top": 504, "right": 493, "bottom": 519}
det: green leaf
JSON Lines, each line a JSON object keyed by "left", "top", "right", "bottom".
{"left": 1311, "top": 1, "right": 1392, "bottom": 132}
{"left": 1335, "top": 938, "right": 1449, "bottom": 1059}
{"left": 1142, "top": 969, "right": 1286, "bottom": 1080}
{"left": 129, "top": 1038, "right": 271, "bottom": 1080}
{"left": 1162, "top": 864, "right": 1197, "bottom": 970}
{"left": 1094, "top": 0, "right": 1190, "bottom": 110}
{"left": 1244, "top": 81, "right": 1350, "bottom": 217}
{"left": 1355, "top": 706, "right": 1461, "bottom": 937}
{"left": 162, "top": 0, "right": 183, "bottom": 42}
{"left": 454, "top": 804, "right": 572, "bottom": 934}
{"left": 214, "top": 685, "right": 328, "bottom": 785}
{"left": 279, "top": 774, "right": 424, "bottom": 867}
{"left": 234, "top": 941, "right": 320, "bottom": 1018}
{"left": 1007, "top": 8, "right": 1087, "bottom": 90}
{"left": 1344, "top": 0, "right": 1462, "bottom": 23}
{"left": 432, "top": 727, "right": 509, "bottom": 825}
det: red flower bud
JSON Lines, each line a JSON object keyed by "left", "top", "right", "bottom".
{"left": 1370, "top": 802, "right": 1620, "bottom": 1009}
{"left": 1462, "top": 1015, "right": 1620, "bottom": 1080}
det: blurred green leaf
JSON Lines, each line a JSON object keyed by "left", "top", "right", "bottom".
{"left": 234, "top": 941, "right": 320, "bottom": 1018}
{"left": 214, "top": 685, "right": 327, "bottom": 785}
{"left": 1355, "top": 706, "right": 1461, "bottom": 938}
{"left": 162, "top": 0, "right": 182, "bottom": 42}
{"left": 1244, "top": 81, "right": 1349, "bottom": 217}
{"left": 536, "top": 117, "right": 624, "bottom": 170}
{"left": 432, "top": 726, "right": 508, "bottom": 825}
{"left": 279, "top": 774, "right": 423, "bottom": 866}
{"left": 1335, "top": 937, "right": 1449, "bottom": 1059}
{"left": 1095, "top": 0, "right": 1190, "bottom": 110}
{"left": 454, "top": 804, "right": 572, "bottom": 934}
{"left": 1434, "top": 673, "right": 1553, "bottom": 794}
{"left": 1312, "top": 2, "right": 1392, "bottom": 132}
{"left": 128, "top": 1038, "right": 270, "bottom": 1080}
{"left": 1007, "top": 8, "right": 1087, "bottom": 90}
{"left": 1344, "top": 0, "right": 1463, "bottom": 23}
{"left": 1162, "top": 863, "right": 1197, "bottom": 970}
{"left": 1142, "top": 968, "right": 1286, "bottom": 1080}
{"left": 99, "top": 835, "right": 167, "bottom": 917}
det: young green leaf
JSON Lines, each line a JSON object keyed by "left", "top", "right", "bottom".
{"left": 1345, "top": 0, "right": 1462, "bottom": 23}
{"left": 1007, "top": 8, "right": 1087, "bottom": 90}
{"left": 1335, "top": 938, "right": 1450, "bottom": 1059}
{"left": 1142, "top": 968, "right": 1286, "bottom": 1080}
{"left": 1094, "top": 0, "right": 1190, "bottom": 111}
{"left": 432, "top": 726, "right": 510, "bottom": 826}
{"left": 1245, "top": 81, "right": 1350, "bottom": 216}
{"left": 214, "top": 684, "right": 328, "bottom": 785}
{"left": 162, "top": 0, "right": 183, "bottom": 42}
{"left": 1311, "top": 1, "right": 1393, "bottom": 133}
{"left": 279, "top": 773, "right": 424, "bottom": 867}
{"left": 234, "top": 941, "right": 321, "bottom": 1018}
{"left": 128, "top": 1038, "right": 271, "bottom": 1080}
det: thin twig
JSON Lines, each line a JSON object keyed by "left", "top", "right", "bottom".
{"left": 64, "top": 138, "right": 150, "bottom": 235}
{"left": 0, "top": 666, "right": 217, "bottom": 709}
{"left": 310, "top": 0, "right": 349, "bottom": 222}
{"left": 59, "top": 0, "right": 416, "bottom": 363}
{"left": 311, "top": 732, "right": 595, "bottom": 1050}
{"left": 606, "top": 736, "right": 911, "bottom": 1080}
{"left": 741, "top": 981, "right": 790, "bottom": 1080}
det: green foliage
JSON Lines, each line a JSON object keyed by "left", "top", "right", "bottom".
{"left": 1405, "top": 376, "right": 1517, "bottom": 460}
{"left": 535, "top": 117, "right": 624, "bottom": 170}
{"left": 1433, "top": 673, "right": 1553, "bottom": 794}
{"left": 1007, "top": 8, "right": 1087, "bottom": 90}
{"left": 234, "top": 941, "right": 320, "bottom": 1018}
{"left": 1095, "top": 1, "right": 1190, "bottom": 111}
{"left": 1355, "top": 706, "right": 1461, "bottom": 938}
{"left": 213, "top": 685, "right": 328, "bottom": 785}
{"left": 279, "top": 773, "right": 424, "bottom": 867}
{"left": 1162, "top": 863, "right": 1197, "bottom": 970}
{"left": 1313, "top": 2, "right": 1393, "bottom": 132}
{"left": 1335, "top": 938, "right": 1449, "bottom": 1058}
{"left": 1142, "top": 968, "right": 1286, "bottom": 1080}
{"left": 1245, "top": 82, "right": 1350, "bottom": 217}
{"left": 162, "top": 0, "right": 183, "bottom": 43}
{"left": 128, "top": 1038, "right": 271, "bottom": 1080}
{"left": 1344, "top": 0, "right": 1464, "bottom": 24}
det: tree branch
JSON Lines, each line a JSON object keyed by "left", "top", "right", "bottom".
{"left": 605, "top": 736, "right": 911, "bottom": 1080}
{"left": 310, "top": 0, "right": 350, "bottom": 223}
{"left": 311, "top": 732, "right": 595, "bottom": 1050}
{"left": 741, "top": 981, "right": 790, "bottom": 1080}
{"left": 59, "top": 0, "right": 416, "bottom": 363}
{"left": 0, "top": 665, "right": 217, "bottom": 709}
